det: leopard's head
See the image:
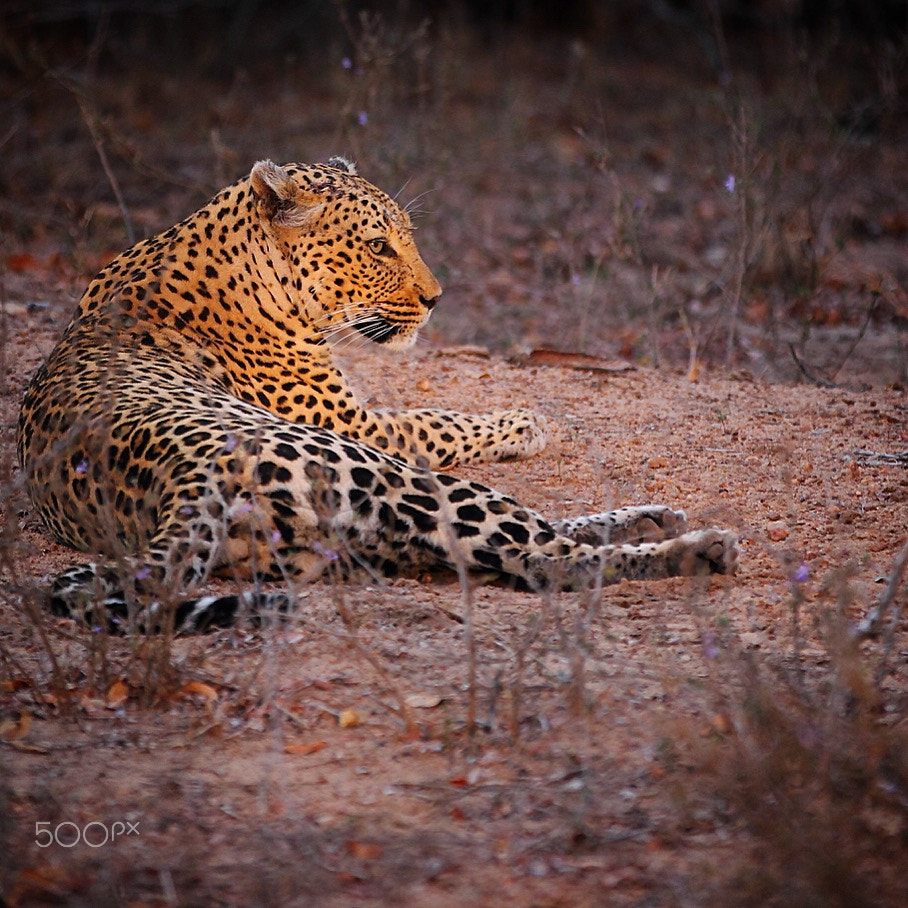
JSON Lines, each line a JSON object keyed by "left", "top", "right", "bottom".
{"left": 250, "top": 158, "right": 441, "bottom": 349}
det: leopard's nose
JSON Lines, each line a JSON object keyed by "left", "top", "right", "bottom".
{"left": 420, "top": 293, "right": 440, "bottom": 311}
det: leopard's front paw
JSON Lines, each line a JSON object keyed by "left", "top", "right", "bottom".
{"left": 487, "top": 408, "right": 547, "bottom": 461}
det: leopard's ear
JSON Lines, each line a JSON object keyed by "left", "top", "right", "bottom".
{"left": 326, "top": 155, "right": 357, "bottom": 175}
{"left": 250, "top": 160, "right": 324, "bottom": 228}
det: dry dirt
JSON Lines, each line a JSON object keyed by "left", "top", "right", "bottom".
{"left": 1, "top": 316, "right": 907, "bottom": 905}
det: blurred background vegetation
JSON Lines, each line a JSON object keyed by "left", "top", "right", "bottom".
{"left": 1, "top": 0, "right": 906, "bottom": 381}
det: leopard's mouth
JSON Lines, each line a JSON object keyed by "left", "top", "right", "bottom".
{"left": 353, "top": 315, "right": 404, "bottom": 345}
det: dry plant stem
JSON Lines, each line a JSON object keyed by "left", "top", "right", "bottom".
{"left": 725, "top": 105, "right": 751, "bottom": 365}
{"left": 73, "top": 90, "right": 135, "bottom": 245}
{"left": 829, "top": 294, "right": 881, "bottom": 383}
{"left": 790, "top": 295, "right": 880, "bottom": 388}
{"left": 858, "top": 538, "right": 908, "bottom": 685}
{"left": 789, "top": 580, "right": 804, "bottom": 687}
{"left": 705, "top": 0, "right": 733, "bottom": 84}
{"left": 144, "top": 603, "right": 179, "bottom": 705}
{"left": 462, "top": 575, "right": 477, "bottom": 742}
{"left": 707, "top": 0, "right": 754, "bottom": 366}
{"left": 13, "top": 590, "right": 67, "bottom": 704}
{"left": 332, "top": 587, "right": 415, "bottom": 732}
{"left": 789, "top": 343, "right": 838, "bottom": 388}
{"left": 543, "top": 591, "right": 587, "bottom": 716}
{"left": 508, "top": 610, "right": 544, "bottom": 743}
{"left": 779, "top": 451, "right": 806, "bottom": 685}
{"left": 647, "top": 265, "right": 671, "bottom": 368}
{"left": 0, "top": 263, "right": 9, "bottom": 395}
{"left": 0, "top": 617, "right": 59, "bottom": 711}
{"left": 432, "top": 489, "right": 479, "bottom": 741}
{"left": 509, "top": 646, "right": 523, "bottom": 743}
{"left": 678, "top": 306, "right": 701, "bottom": 380}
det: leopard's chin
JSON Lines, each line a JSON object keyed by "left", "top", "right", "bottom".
{"left": 353, "top": 314, "right": 418, "bottom": 349}
{"left": 378, "top": 327, "right": 418, "bottom": 350}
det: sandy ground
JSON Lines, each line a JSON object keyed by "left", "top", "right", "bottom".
{"left": 1, "top": 313, "right": 906, "bottom": 905}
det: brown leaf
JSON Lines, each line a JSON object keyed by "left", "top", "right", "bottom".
{"left": 510, "top": 348, "right": 634, "bottom": 373}
{"left": 1, "top": 678, "right": 29, "bottom": 693}
{"left": 687, "top": 359, "right": 703, "bottom": 382}
{"left": 106, "top": 680, "right": 129, "bottom": 708}
{"left": 338, "top": 709, "right": 363, "bottom": 728}
{"left": 0, "top": 711, "right": 31, "bottom": 741}
{"left": 180, "top": 681, "right": 219, "bottom": 701}
{"left": 346, "top": 840, "right": 382, "bottom": 860}
{"left": 284, "top": 741, "right": 327, "bottom": 756}
{"left": 404, "top": 693, "right": 444, "bottom": 709}
{"left": 6, "top": 253, "right": 40, "bottom": 273}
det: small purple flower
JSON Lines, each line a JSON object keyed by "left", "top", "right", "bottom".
{"left": 702, "top": 629, "right": 719, "bottom": 659}
{"left": 341, "top": 56, "right": 352, "bottom": 70}
{"left": 313, "top": 541, "right": 339, "bottom": 563}
{"left": 135, "top": 566, "right": 151, "bottom": 581}
{"left": 793, "top": 563, "right": 809, "bottom": 584}
{"left": 357, "top": 110, "right": 368, "bottom": 127}
{"left": 724, "top": 174, "right": 736, "bottom": 193}
{"left": 75, "top": 459, "right": 89, "bottom": 475}
{"left": 271, "top": 529, "right": 282, "bottom": 544}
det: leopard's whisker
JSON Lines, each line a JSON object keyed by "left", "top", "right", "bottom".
{"left": 312, "top": 303, "right": 370, "bottom": 328}
{"left": 318, "top": 313, "right": 383, "bottom": 342}
{"left": 402, "top": 188, "right": 435, "bottom": 218}
{"left": 393, "top": 176, "right": 413, "bottom": 201}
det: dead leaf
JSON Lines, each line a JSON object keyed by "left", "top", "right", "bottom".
{"left": 1, "top": 678, "right": 29, "bottom": 693}
{"left": 0, "top": 711, "right": 31, "bottom": 741}
{"left": 8, "top": 740, "right": 49, "bottom": 754}
{"left": 7, "top": 864, "right": 81, "bottom": 902}
{"left": 284, "top": 741, "right": 327, "bottom": 756}
{"left": 6, "top": 252, "right": 41, "bottom": 273}
{"left": 346, "top": 840, "right": 382, "bottom": 860}
{"left": 436, "top": 345, "right": 491, "bottom": 359}
{"left": 180, "top": 681, "right": 219, "bottom": 701}
{"left": 404, "top": 693, "right": 444, "bottom": 709}
{"left": 710, "top": 713, "right": 731, "bottom": 735}
{"left": 338, "top": 709, "right": 363, "bottom": 728}
{"left": 509, "top": 348, "right": 634, "bottom": 373}
{"left": 106, "top": 680, "right": 129, "bottom": 708}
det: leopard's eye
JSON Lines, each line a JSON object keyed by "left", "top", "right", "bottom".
{"left": 367, "top": 238, "right": 389, "bottom": 256}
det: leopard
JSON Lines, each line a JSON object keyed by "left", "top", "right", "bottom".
{"left": 16, "top": 157, "right": 737, "bottom": 632}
